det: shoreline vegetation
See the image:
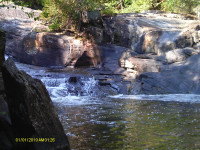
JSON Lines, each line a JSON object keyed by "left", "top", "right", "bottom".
{"left": 0, "top": 0, "right": 199, "bottom": 32}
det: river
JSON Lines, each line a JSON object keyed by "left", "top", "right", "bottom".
{"left": 14, "top": 61, "right": 200, "bottom": 150}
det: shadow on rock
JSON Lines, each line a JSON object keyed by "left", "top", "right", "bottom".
{"left": 2, "top": 58, "right": 70, "bottom": 150}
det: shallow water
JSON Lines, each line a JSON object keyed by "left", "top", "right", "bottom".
{"left": 14, "top": 61, "right": 200, "bottom": 150}
{"left": 55, "top": 97, "right": 200, "bottom": 150}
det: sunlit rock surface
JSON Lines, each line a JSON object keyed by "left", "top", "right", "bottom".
{"left": 17, "top": 32, "right": 101, "bottom": 67}
{"left": 131, "top": 53, "right": 200, "bottom": 94}
{"left": 0, "top": 2, "right": 48, "bottom": 56}
{"left": 103, "top": 13, "right": 199, "bottom": 54}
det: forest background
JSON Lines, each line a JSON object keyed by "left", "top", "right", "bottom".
{"left": 0, "top": 0, "right": 200, "bottom": 31}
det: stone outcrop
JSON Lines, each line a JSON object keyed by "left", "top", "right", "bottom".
{"left": 120, "top": 57, "right": 162, "bottom": 73}
{"left": 2, "top": 58, "right": 70, "bottom": 150}
{"left": 130, "top": 53, "right": 200, "bottom": 94}
{"left": 15, "top": 32, "right": 101, "bottom": 67}
{"left": 81, "top": 10, "right": 104, "bottom": 44}
{"left": 103, "top": 13, "right": 199, "bottom": 55}
{"left": 0, "top": 2, "right": 48, "bottom": 57}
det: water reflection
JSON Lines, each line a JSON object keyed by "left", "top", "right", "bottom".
{"left": 55, "top": 98, "right": 200, "bottom": 149}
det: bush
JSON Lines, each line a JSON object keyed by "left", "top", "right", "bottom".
{"left": 40, "top": 0, "right": 104, "bottom": 31}
{"left": 161, "top": 0, "right": 200, "bottom": 14}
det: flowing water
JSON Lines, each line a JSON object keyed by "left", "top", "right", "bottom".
{"left": 14, "top": 61, "right": 200, "bottom": 150}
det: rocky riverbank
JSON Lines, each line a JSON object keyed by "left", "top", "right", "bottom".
{"left": 1, "top": 2, "right": 200, "bottom": 95}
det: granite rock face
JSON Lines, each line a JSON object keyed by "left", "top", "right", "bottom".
{"left": 130, "top": 54, "right": 200, "bottom": 94}
{"left": 0, "top": 2, "right": 48, "bottom": 57}
{"left": 103, "top": 13, "right": 199, "bottom": 54}
{"left": 2, "top": 58, "right": 70, "bottom": 150}
{"left": 16, "top": 32, "right": 101, "bottom": 67}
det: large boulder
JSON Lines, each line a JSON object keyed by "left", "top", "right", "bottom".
{"left": 103, "top": 13, "right": 199, "bottom": 54}
{"left": 131, "top": 53, "right": 200, "bottom": 94}
{"left": 2, "top": 58, "right": 70, "bottom": 150}
{"left": 14, "top": 32, "right": 101, "bottom": 67}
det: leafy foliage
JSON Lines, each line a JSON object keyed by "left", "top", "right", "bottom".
{"left": 161, "top": 0, "right": 200, "bottom": 14}
{"left": 40, "top": 0, "right": 105, "bottom": 31}
{"left": 1, "top": 0, "right": 200, "bottom": 31}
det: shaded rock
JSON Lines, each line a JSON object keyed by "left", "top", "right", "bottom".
{"left": 82, "top": 26, "right": 104, "bottom": 44}
{"left": 0, "top": 95, "right": 14, "bottom": 150}
{"left": 15, "top": 32, "right": 101, "bottom": 67}
{"left": 0, "top": 72, "right": 5, "bottom": 95}
{"left": 81, "top": 11, "right": 103, "bottom": 44}
{"left": 75, "top": 51, "right": 99, "bottom": 67}
{"left": 98, "top": 81, "right": 111, "bottom": 86}
{"left": 0, "top": 29, "right": 6, "bottom": 71}
{"left": 103, "top": 15, "right": 137, "bottom": 47}
{"left": 82, "top": 11, "right": 102, "bottom": 26}
{"left": 2, "top": 58, "right": 70, "bottom": 150}
{"left": 131, "top": 53, "right": 200, "bottom": 94}
{"left": 68, "top": 76, "right": 78, "bottom": 83}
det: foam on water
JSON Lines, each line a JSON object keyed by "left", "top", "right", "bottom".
{"left": 12, "top": 59, "right": 99, "bottom": 105}
{"left": 52, "top": 96, "right": 100, "bottom": 106}
{"left": 6, "top": 55, "right": 200, "bottom": 104}
{"left": 109, "top": 94, "right": 200, "bottom": 103}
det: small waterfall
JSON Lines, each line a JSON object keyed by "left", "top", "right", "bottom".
{"left": 40, "top": 76, "right": 97, "bottom": 97}
{"left": 14, "top": 61, "right": 99, "bottom": 105}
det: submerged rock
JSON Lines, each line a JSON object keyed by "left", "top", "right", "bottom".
{"left": 2, "top": 58, "right": 70, "bottom": 150}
